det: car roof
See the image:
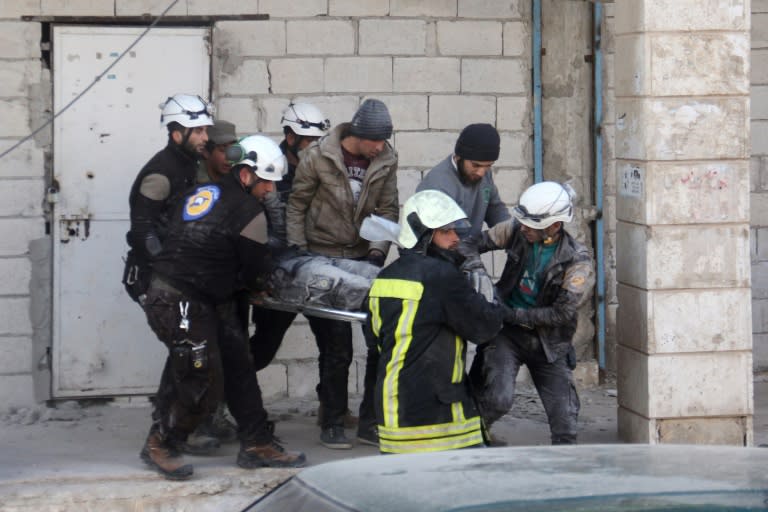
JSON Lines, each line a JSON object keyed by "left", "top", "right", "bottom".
{"left": 249, "top": 444, "right": 768, "bottom": 512}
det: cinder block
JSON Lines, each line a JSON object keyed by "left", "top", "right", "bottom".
{"left": 0, "top": 100, "right": 30, "bottom": 137}
{"left": 0, "top": 337, "right": 31, "bottom": 373}
{"left": 462, "top": 59, "right": 527, "bottom": 94}
{"left": 0, "top": 218, "right": 45, "bottom": 257}
{"left": 0, "top": 258, "right": 31, "bottom": 295}
{"left": 215, "top": 97, "right": 259, "bottom": 134}
{"left": 115, "top": 0, "right": 187, "bottom": 15}
{"left": 458, "top": 0, "right": 523, "bottom": 19}
{"left": 437, "top": 21, "right": 502, "bottom": 56}
{"left": 754, "top": 13, "right": 768, "bottom": 51}
{"left": 0, "top": 0, "right": 40, "bottom": 18}
{"left": 617, "top": 345, "right": 753, "bottom": 418}
{"left": 752, "top": 262, "right": 768, "bottom": 301}
{"left": 330, "top": 0, "right": 388, "bottom": 16}
{"left": 188, "top": 0, "right": 257, "bottom": 15}
{"left": 618, "top": 285, "right": 752, "bottom": 354}
{"left": 0, "top": 298, "right": 31, "bottom": 335}
{"left": 0, "top": 179, "right": 43, "bottom": 217}
{"left": 657, "top": 417, "right": 750, "bottom": 445}
{"left": 754, "top": 50, "right": 768, "bottom": 85}
{"left": 0, "top": 140, "right": 44, "bottom": 178}
{"left": 428, "top": 95, "right": 495, "bottom": 129}
{"left": 497, "top": 132, "right": 528, "bottom": 168}
{"left": 752, "top": 298, "right": 768, "bottom": 332}
{"left": 616, "top": 223, "right": 750, "bottom": 290}
{"left": 755, "top": 0, "right": 768, "bottom": 13}
{"left": 218, "top": 59, "right": 269, "bottom": 95}
{"left": 287, "top": 20, "right": 354, "bottom": 56}
{"left": 0, "top": 374, "right": 35, "bottom": 407}
{"left": 752, "top": 86, "right": 768, "bottom": 120}
{"left": 754, "top": 333, "right": 768, "bottom": 371}
{"left": 380, "top": 95, "right": 428, "bottom": 131}
{"left": 618, "top": 406, "right": 653, "bottom": 444}
{"left": 325, "top": 57, "right": 392, "bottom": 93}
{"left": 0, "top": 60, "right": 41, "bottom": 96}
{"left": 503, "top": 22, "right": 527, "bottom": 57}
{"left": 758, "top": 228, "right": 768, "bottom": 260}
{"left": 270, "top": 58, "right": 325, "bottom": 94}
{"left": 753, "top": 191, "right": 768, "bottom": 228}
{"left": 257, "top": 364, "right": 288, "bottom": 399}
{"left": 41, "top": 0, "right": 113, "bottom": 15}
{"left": 259, "top": 0, "right": 327, "bottom": 17}
{"left": 617, "top": 161, "right": 749, "bottom": 226}
{"left": 261, "top": 95, "right": 359, "bottom": 135}
{"left": 397, "top": 169, "right": 423, "bottom": 203}
{"left": 753, "top": 120, "right": 768, "bottom": 156}
{"left": 393, "top": 58, "right": 459, "bottom": 93}
{"left": 359, "top": 19, "right": 426, "bottom": 56}
{"left": 275, "top": 322, "right": 320, "bottom": 361}
{"left": 0, "top": 22, "right": 38, "bottom": 59}
{"left": 615, "top": 98, "right": 749, "bottom": 161}
{"left": 497, "top": 96, "right": 529, "bottom": 131}
{"left": 286, "top": 361, "right": 320, "bottom": 398}
{"left": 394, "top": 131, "right": 457, "bottom": 168}
{"left": 492, "top": 168, "right": 528, "bottom": 205}
{"left": 215, "top": 21, "right": 285, "bottom": 57}
{"left": 615, "top": 0, "right": 747, "bottom": 33}
{"left": 390, "top": 0, "right": 455, "bottom": 17}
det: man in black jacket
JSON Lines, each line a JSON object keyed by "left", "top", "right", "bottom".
{"left": 467, "top": 181, "right": 594, "bottom": 445}
{"left": 138, "top": 135, "right": 306, "bottom": 480}
{"left": 366, "top": 190, "right": 507, "bottom": 454}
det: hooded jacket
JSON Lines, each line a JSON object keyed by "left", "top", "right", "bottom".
{"left": 286, "top": 123, "right": 399, "bottom": 258}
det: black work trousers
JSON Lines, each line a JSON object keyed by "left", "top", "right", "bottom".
{"left": 249, "top": 306, "right": 298, "bottom": 371}
{"left": 479, "top": 325, "right": 580, "bottom": 445}
{"left": 143, "top": 283, "right": 272, "bottom": 445}
{"left": 307, "top": 316, "right": 353, "bottom": 429}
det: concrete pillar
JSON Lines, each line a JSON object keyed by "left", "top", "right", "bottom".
{"left": 614, "top": 0, "right": 753, "bottom": 444}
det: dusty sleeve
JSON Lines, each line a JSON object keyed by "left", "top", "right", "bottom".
{"left": 286, "top": 157, "right": 319, "bottom": 250}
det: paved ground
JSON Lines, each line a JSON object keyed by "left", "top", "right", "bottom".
{"left": 1, "top": 380, "right": 766, "bottom": 511}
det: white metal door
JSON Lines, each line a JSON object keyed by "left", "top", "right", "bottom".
{"left": 52, "top": 26, "right": 210, "bottom": 397}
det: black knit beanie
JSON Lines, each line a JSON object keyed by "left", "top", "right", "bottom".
{"left": 454, "top": 123, "right": 500, "bottom": 161}
{"left": 349, "top": 99, "right": 393, "bottom": 140}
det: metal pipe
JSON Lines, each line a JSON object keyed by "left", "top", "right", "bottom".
{"left": 593, "top": 1, "right": 606, "bottom": 370}
{"left": 533, "top": 0, "right": 543, "bottom": 183}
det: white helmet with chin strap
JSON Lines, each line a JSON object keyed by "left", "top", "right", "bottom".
{"left": 225, "top": 135, "right": 285, "bottom": 182}
{"left": 398, "top": 190, "right": 470, "bottom": 249}
{"left": 159, "top": 94, "right": 214, "bottom": 128}
{"left": 281, "top": 102, "right": 330, "bottom": 137}
{"left": 513, "top": 181, "right": 575, "bottom": 230}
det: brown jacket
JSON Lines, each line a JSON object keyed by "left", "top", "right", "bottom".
{"left": 286, "top": 123, "right": 399, "bottom": 258}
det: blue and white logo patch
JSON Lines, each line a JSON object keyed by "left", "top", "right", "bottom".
{"left": 183, "top": 185, "right": 221, "bottom": 221}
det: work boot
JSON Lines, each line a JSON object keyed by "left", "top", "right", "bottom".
{"left": 237, "top": 439, "right": 306, "bottom": 469}
{"left": 316, "top": 403, "right": 358, "bottom": 429}
{"left": 140, "top": 430, "right": 194, "bottom": 480}
{"left": 320, "top": 425, "right": 352, "bottom": 450}
{"left": 356, "top": 424, "right": 379, "bottom": 447}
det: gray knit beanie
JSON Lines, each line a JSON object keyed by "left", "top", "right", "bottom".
{"left": 349, "top": 99, "right": 393, "bottom": 140}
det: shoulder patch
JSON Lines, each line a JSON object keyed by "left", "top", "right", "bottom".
{"left": 183, "top": 185, "right": 221, "bottom": 221}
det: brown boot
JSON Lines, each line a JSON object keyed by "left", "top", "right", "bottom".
{"left": 140, "top": 430, "right": 194, "bottom": 480}
{"left": 237, "top": 439, "right": 306, "bottom": 469}
{"left": 316, "top": 403, "right": 359, "bottom": 428}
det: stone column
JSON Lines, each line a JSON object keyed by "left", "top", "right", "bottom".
{"left": 614, "top": 0, "right": 753, "bottom": 444}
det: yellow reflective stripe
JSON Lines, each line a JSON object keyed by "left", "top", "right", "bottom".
{"left": 452, "top": 335, "right": 463, "bottom": 384}
{"left": 379, "top": 430, "right": 484, "bottom": 454}
{"left": 378, "top": 416, "right": 481, "bottom": 440}
{"left": 382, "top": 297, "right": 419, "bottom": 429}
{"left": 369, "top": 296, "right": 382, "bottom": 338}
{"left": 369, "top": 279, "right": 424, "bottom": 300}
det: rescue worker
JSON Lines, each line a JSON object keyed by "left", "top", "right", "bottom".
{"left": 139, "top": 135, "right": 306, "bottom": 480}
{"left": 469, "top": 181, "right": 594, "bottom": 445}
{"left": 287, "top": 98, "right": 399, "bottom": 449}
{"left": 366, "top": 190, "right": 507, "bottom": 454}
{"left": 197, "top": 119, "right": 238, "bottom": 183}
{"left": 124, "top": 94, "right": 212, "bottom": 303}
{"left": 416, "top": 123, "right": 511, "bottom": 391}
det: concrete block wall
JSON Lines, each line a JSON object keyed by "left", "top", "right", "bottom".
{"left": 209, "top": 2, "right": 533, "bottom": 399}
{"left": 753, "top": 1, "right": 768, "bottom": 373}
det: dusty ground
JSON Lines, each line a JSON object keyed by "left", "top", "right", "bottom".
{"left": 0, "top": 380, "right": 765, "bottom": 511}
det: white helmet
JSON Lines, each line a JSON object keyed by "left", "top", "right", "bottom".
{"left": 159, "top": 94, "right": 214, "bottom": 128}
{"left": 513, "top": 181, "right": 575, "bottom": 229}
{"left": 398, "top": 190, "right": 470, "bottom": 249}
{"left": 280, "top": 102, "right": 330, "bottom": 137}
{"left": 225, "top": 135, "right": 285, "bottom": 181}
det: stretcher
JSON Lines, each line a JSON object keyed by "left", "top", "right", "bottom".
{"left": 254, "top": 295, "right": 368, "bottom": 323}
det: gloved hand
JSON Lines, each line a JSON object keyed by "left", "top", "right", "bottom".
{"left": 367, "top": 249, "right": 386, "bottom": 268}
{"left": 459, "top": 254, "right": 486, "bottom": 273}
{"left": 502, "top": 305, "right": 523, "bottom": 325}
{"left": 466, "top": 269, "right": 496, "bottom": 303}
